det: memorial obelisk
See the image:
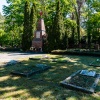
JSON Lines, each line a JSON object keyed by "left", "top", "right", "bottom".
{"left": 32, "top": 11, "right": 47, "bottom": 52}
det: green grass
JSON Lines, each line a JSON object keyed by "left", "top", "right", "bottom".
{"left": 90, "top": 60, "right": 100, "bottom": 67}
{"left": 0, "top": 54, "right": 100, "bottom": 100}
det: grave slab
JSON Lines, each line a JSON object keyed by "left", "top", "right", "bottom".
{"left": 52, "top": 58, "right": 69, "bottom": 63}
{"left": 11, "top": 64, "right": 51, "bottom": 77}
{"left": 60, "top": 70, "right": 100, "bottom": 93}
{"left": 89, "top": 59, "right": 100, "bottom": 67}
{"left": 6, "top": 60, "right": 21, "bottom": 66}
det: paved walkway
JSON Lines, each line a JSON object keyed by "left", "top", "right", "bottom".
{"left": 0, "top": 52, "right": 46, "bottom": 66}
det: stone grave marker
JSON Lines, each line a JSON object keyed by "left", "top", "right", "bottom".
{"left": 36, "top": 64, "right": 47, "bottom": 68}
{"left": 89, "top": 59, "right": 100, "bottom": 67}
{"left": 52, "top": 57, "right": 70, "bottom": 63}
{"left": 60, "top": 70, "right": 100, "bottom": 93}
{"left": 80, "top": 70, "right": 96, "bottom": 77}
{"left": 10, "top": 64, "right": 51, "bottom": 77}
{"left": 6, "top": 60, "right": 20, "bottom": 66}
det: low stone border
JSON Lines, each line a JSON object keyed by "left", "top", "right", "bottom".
{"left": 29, "top": 58, "right": 41, "bottom": 60}
{"left": 60, "top": 70, "right": 100, "bottom": 93}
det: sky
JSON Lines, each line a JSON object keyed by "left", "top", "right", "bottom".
{"left": 0, "top": 0, "right": 8, "bottom": 15}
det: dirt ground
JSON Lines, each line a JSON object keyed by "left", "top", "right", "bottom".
{"left": 0, "top": 52, "right": 46, "bottom": 66}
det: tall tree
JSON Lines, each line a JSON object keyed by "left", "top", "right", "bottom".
{"left": 30, "top": 3, "right": 37, "bottom": 45}
{"left": 86, "top": 0, "right": 100, "bottom": 48}
{"left": 3, "top": 0, "right": 25, "bottom": 47}
{"left": 50, "top": 0, "right": 65, "bottom": 50}
{"left": 22, "top": 1, "right": 30, "bottom": 51}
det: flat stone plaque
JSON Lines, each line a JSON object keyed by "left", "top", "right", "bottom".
{"left": 80, "top": 70, "right": 96, "bottom": 77}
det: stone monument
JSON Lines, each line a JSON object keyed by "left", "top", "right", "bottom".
{"left": 32, "top": 11, "right": 47, "bottom": 52}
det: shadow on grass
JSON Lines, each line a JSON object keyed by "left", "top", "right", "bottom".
{"left": 0, "top": 55, "right": 100, "bottom": 99}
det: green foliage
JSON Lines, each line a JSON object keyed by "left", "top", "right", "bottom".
{"left": 87, "top": 12, "right": 100, "bottom": 43}
{"left": 2, "top": 0, "right": 100, "bottom": 51}
{"left": 0, "top": 29, "right": 4, "bottom": 45}
{"left": 2, "top": 0, "right": 25, "bottom": 47}
{"left": 85, "top": 0, "right": 100, "bottom": 48}
{"left": 0, "top": 13, "right": 5, "bottom": 46}
{"left": 22, "top": 1, "right": 37, "bottom": 51}
{"left": 48, "top": 0, "right": 65, "bottom": 51}
{"left": 22, "top": 1, "right": 30, "bottom": 51}
{"left": 30, "top": 3, "right": 37, "bottom": 40}
{"left": 0, "top": 13, "right": 5, "bottom": 20}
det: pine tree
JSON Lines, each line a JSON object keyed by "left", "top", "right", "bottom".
{"left": 30, "top": 3, "right": 37, "bottom": 39}
{"left": 22, "top": 1, "right": 30, "bottom": 51}
{"left": 50, "top": 0, "right": 65, "bottom": 50}
{"left": 30, "top": 3, "right": 37, "bottom": 42}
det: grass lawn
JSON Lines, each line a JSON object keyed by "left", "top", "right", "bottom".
{"left": 0, "top": 54, "right": 100, "bottom": 100}
{"left": 89, "top": 59, "right": 100, "bottom": 67}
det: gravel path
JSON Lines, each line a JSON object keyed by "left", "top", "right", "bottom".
{"left": 0, "top": 52, "right": 46, "bottom": 66}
